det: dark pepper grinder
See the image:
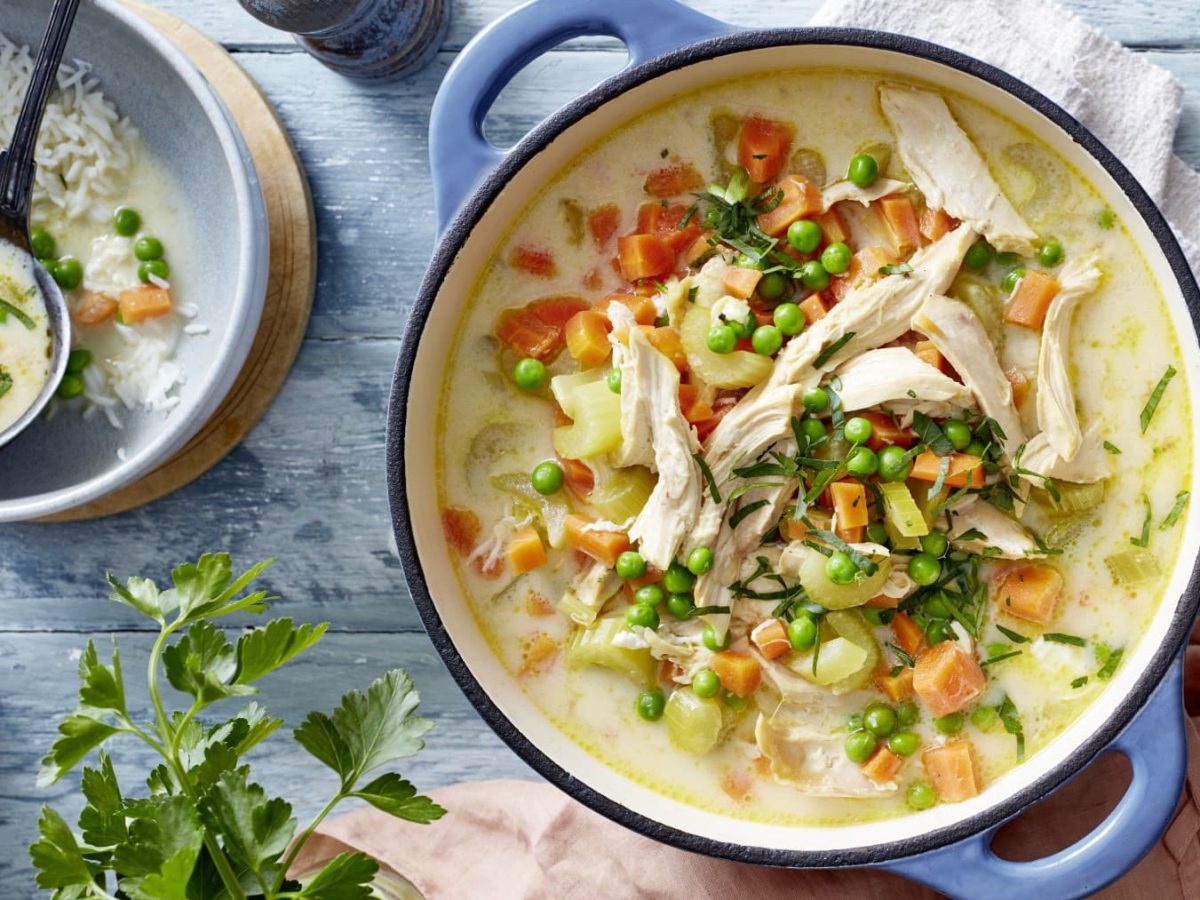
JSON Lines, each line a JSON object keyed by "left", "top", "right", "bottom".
{"left": 237, "top": 0, "right": 449, "bottom": 80}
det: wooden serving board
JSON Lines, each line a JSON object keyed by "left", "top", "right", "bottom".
{"left": 40, "top": 2, "right": 317, "bottom": 522}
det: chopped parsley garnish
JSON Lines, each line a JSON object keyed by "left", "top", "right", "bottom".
{"left": 729, "top": 498, "right": 770, "bottom": 528}
{"left": 996, "top": 624, "right": 1030, "bottom": 644}
{"left": 0, "top": 366, "right": 10, "bottom": 400}
{"left": 660, "top": 147, "right": 669, "bottom": 158}
{"left": 1140, "top": 365, "right": 1176, "bottom": 433}
{"left": 1103, "top": 440, "right": 1122, "bottom": 455}
{"left": 1097, "top": 207, "right": 1116, "bottom": 229}
{"left": 1071, "top": 675, "right": 1089, "bottom": 689}
{"left": 1095, "top": 643, "right": 1124, "bottom": 680}
{"left": 1129, "top": 494, "right": 1152, "bottom": 547}
{"left": 1043, "top": 632, "right": 1086, "bottom": 647}
{"left": 693, "top": 453, "right": 721, "bottom": 503}
{"left": 912, "top": 411, "right": 954, "bottom": 456}
{"left": 1161, "top": 490, "right": 1190, "bottom": 530}
{"left": 812, "top": 332, "right": 855, "bottom": 370}
{"left": 956, "top": 528, "right": 987, "bottom": 542}
{"left": 879, "top": 262, "right": 914, "bottom": 276}
{"left": 804, "top": 526, "right": 879, "bottom": 575}
{"left": 980, "top": 649, "right": 1022, "bottom": 666}
{"left": 0, "top": 299, "right": 35, "bottom": 329}
{"left": 998, "top": 695, "right": 1026, "bottom": 760}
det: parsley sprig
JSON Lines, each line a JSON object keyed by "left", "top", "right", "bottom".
{"left": 29, "top": 554, "right": 444, "bottom": 899}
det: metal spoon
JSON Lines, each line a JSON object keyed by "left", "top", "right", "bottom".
{"left": 0, "top": 0, "right": 82, "bottom": 448}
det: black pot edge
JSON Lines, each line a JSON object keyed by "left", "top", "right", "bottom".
{"left": 386, "top": 26, "right": 1200, "bottom": 867}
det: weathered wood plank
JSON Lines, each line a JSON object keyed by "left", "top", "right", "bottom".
{"left": 0, "top": 630, "right": 538, "bottom": 893}
{"left": 142, "top": 0, "right": 1200, "bottom": 51}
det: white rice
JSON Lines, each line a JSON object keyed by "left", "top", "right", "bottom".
{"left": 1, "top": 31, "right": 201, "bottom": 429}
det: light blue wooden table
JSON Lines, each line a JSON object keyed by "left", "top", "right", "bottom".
{"left": 1, "top": 0, "right": 1197, "bottom": 891}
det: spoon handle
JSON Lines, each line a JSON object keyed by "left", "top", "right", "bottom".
{"left": 0, "top": 0, "right": 83, "bottom": 223}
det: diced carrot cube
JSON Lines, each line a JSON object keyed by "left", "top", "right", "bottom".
{"left": 722, "top": 266, "right": 763, "bottom": 300}
{"left": 588, "top": 204, "right": 621, "bottom": 251}
{"left": 799, "top": 293, "right": 827, "bottom": 324}
{"left": 836, "top": 524, "right": 865, "bottom": 543}
{"left": 862, "top": 746, "right": 905, "bottom": 785}
{"left": 910, "top": 451, "right": 985, "bottom": 489}
{"left": 74, "top": 291, "right": 118, "bottom": 326}
{"left": 914, "top": 641, "right": 987, "bottom": 717}
{"left": 891, "top": 612, "right": 927, "bottom": 659}
{"left": 780, "top": 517, "right": 808, "bottom": 542}
{"left": 564, "top": 514, "right": 631, "bottom": 567}
{"left": 919, "top": 207, "right": 958, "bottom": 242}
{"left": 874, "top": 665, "right": 915, "bottom": 702}
{"left": 866, "top": 593, "right": 900, "bottom": 610}
{"left": 756, "top": 176, "right": 823, "bottom": 236}
{"left": 712, "top": 650, "right": 763, "bottom": 697}
{"left": 737, "top": 116, "right": 793, "bottom": 183}
{"left": 597, "top": 292, "right": 658, "bottom": 327}
{"left": 644, "top": 162, "right": 704, "bottom": 198}
{"left": 507, "top": 525, "right": 547, "bottom": 574}
{"left": 877, "top": 195, "right": 921, "bottom": 255}
{"left": 635, "top": 203, "right": 699, "bottom": 253}
{"left": 640, "top": 325, "right": 687, "bottom": 371}
{"left": 993, "top": 563, "right": 1063, "bottom": 625}
{"left": 858, "top": 411, "right": 915, "bottom": 451}
{"left": 683, "top": 230, "right": 717, "bottom": 267}
{"left": 750, "top": 619, "right": 792, "bottom": 660}
{"left": 831, "top": 481, "right": 869, "bottom": 529}
{"left": 560, "top": 457, "right": 595, "bottom": 499}
{"left": 442, "top": 506, "right": 481, "bottom": 557}
{"left": 510, "top": 244, "right": 557, "bottom": 277}
{"left": 495, "top": 295, "right": 590, "bottom": 361}
{"left": 694, "top": 400, "right": 735, "bottom": 443}
{"left": 1005, "top": 366, "right": 1031, "bottom": 408}
{"left": 923, "top": 739, "right": 982, "bottom": 803}
{"left": 618, "top": 234, "right": 675, "bottom": 281}
{"left": 518, "top": 632, "right": 558, "bottom": 677}
{"left": 678, "top": 383, "right": 713, "bottom": 425}
{"left": 626, "top": 567, "right": 663, "bottom": 592}
{"left": 118, "top": 286, "right": 172, "bottom": 323}
{"left": 913, "top": 341, "right": 947, "bottom": 373}
{"left": 854, "top": 245, "right": 901, "bottom": 283}
{"left": 565, "top": 310, "right": 612, "bottom": 367}
{"left": 1005, "top": 270, "right": 1061, "bottom": 330}
{"left": 815, "top": 207, "right": 849, "bottom": 245}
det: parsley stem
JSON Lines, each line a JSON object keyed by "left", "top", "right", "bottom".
{"left": 272, "top": 792, "right": 346, "bottom": 895}
{"left": 84, "top": 884, "right": 121, "bottom": 900}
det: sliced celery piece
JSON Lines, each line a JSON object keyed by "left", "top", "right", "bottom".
{"left": 665, "top": 688, "right": 724, "bottom": 754}
{"left": 883, "top": 517, "right": 921, "bottom": 551}
{"left": 550, "top": 368, "right": 604, "bottom": 419}
{"left": 553, "top": 380, "right": 623, "bottom": 459}
{"left": 590, "top": 466, "right": 656, "bottom": 522}
{"left": 680, "top": 307, "right": 773, "bottom": 389}
{"left": 1105, "top": 547, "right": 1161, "bottom": 588}
{"left": 566, "top": 616, "right": 655, "bottom": 686}
{"left": 788, "top": 637, "right": 869, "bottom": 688}
{"left": 1037, "top": 479, "right": 1106, "bottom": 517}
{"left": 880, "top": 482, "right": 930, "bottom": 538}
{"left": 557, "top": 589, "right": 599, "bottom": 627}
{"left": 825, "top": 610, "right": 881, "bottom": 694}
{"left": 491, "top": 473, "right": 570, "bottom": 549}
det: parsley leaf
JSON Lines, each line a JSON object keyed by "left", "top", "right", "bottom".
{"left": 1043, "top": 632, "right": 1086, "bottom": 647}
{"left": 1161, "top": 490, "right": 1190, "bottom": 530}
{"left": 813, "top": 332, "right": 855, "bottom": 369}
{"left": 1103, "top": 440, "right": 1122, "bottom": 455}
{"left": 912, "top": 411, "right": 954, "bottom": 456}
{"left": 29, "top": 806, "right": 96, "bottom": 890}
{"left": 350, "top": 772, "right": 448, "bottom": 824}
{"left": 1140, "top": 365, "right": 1177, "bottom": 433}
{"left": 295, "top": 851, "right": 379, "bottom": 899}
{"left": 998, "top": 695, "right": 1026, "bottom": 760}
{"left": 1129, "top": 494, "right": 1152, "bottom": 547}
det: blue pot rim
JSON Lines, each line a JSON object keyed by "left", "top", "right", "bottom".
{"left": 387, "top": 26, "right": 1200, "bottom": 866}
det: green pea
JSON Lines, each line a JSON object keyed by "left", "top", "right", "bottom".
{"left": 637, "top": 690, "right": 666, "bottom": 721}
{"left": 908, "top": 552, "right": 942, "bottom": 587}
{"left": 1038, "top": 237, "right": 1064, "bottom": 267}
{"left": 965, "top": 440, "right": 986, "bottom": 457}
{"left": 863, "top": 703, "right": 897, "bottom": 737}
{"left": 788, "top": 613, "right": 818, "bottom": 651}
{"left": 848, "top": 153, "right": 879, "bottom": 188}
{"left": 935, "top": 712, "right": 965, "bottom": 734}
{"left": 634, "top": 584, "right": 665, "bottom": 607}
{"left": 513, "top": 357, "right": 547, "bottom": 392}
{"left": 727, "top": 312, "right": 755, "bottom": 339}
{"left": 530, "top": 461, "right": 564, "bottom": 495}
{"left": 138, "top": 259, "right": 170, "bottom": 284}
{"left": 847, "top": 713, "right": 865, "bottom": 732}
{"left": 616, "top": 551, "right": 647, "bottom": 580}
{"left": 134, "top": 236, "right": 164, "bottom": 261}
{"left": 55, "top": 373, "right": 84, "bottom": 399}
{"left": 924, "top": 593, "right": 954, "bottom": 619}
{"left": 888, "top": 731, "right": 920, "bottom": 757}
{"left": 800, "top": 417, "right": 827, "bottom": 444}
{"left": 723, "top": 691, "right": 749, "bottom": 710}
{"left": 758, "top": 270, "right": 791, "bottom": 302}
{"left": 773, "top": 302, "right": 804, "bottom": 336}
{"left": 666, "top": 593, "right": 695, "bottom": 619}
{"left": 971, "top": 705, "right": 999, "bottom": 731}
{"left": 964, "top": 240, "right": 992, "bottom": 270}
{"left": 706, "top": 323, "right": 737, "bottom": 354}
{"left": 994, "top": 251, "right": 1022, "bottom": 268}
{"left": 799, "top": 260, "right": 830, "bottom": 291}
{"left": 844, "top": 416, "right": 873, "bottom": 445}
{"left": 113, "top": 206, "right": 141, "bottom": 237}
{"left": 65, "top": 348, "right": 92, "bottom": 375}
{"left": 663, "top": 563, "right": 695, "bottom": 594}
{"left": 702, "top": 624, "right": 730, "bottom": 652}
{"left": 825, "top": 550, "right": 858, "bottom": 585}
{"left": 692, "top": 669, "right": 721, "bottom": 699}
{"left": 820, "top": 241, "right": 852, "bottom": 275}
{"left": 907, "top": 781, "right": 936, "bottom": 810}
{"left": 606, "top": 367, "right": 622, "bottom": 394}
{"left": 897, "top": 701, "right": 920, "bottom": 726}
{"left": 626, "top": 604, "right": 659, "bottom": 630}
{"left": 30, "top": 228, "right": 55, "bottom": 260}
{"left": 1001, "top": 267, "right": 1025, "bottom": 294}
{"left": 751, "top": 324, "right": 783, "bottom": 356}
{"left": 802, "top": 386, "right": 829, "bottom": 414}
{"left": 846, "top": 445, "right": 879, "bottom": 478}
{"left": 52, "top": 257, "right": 83, "bottom": 290}
{"left": 926, "top": 619, "right": 952, "bottom": 643}
{"left": 686, "top": 546, "right": 714, "bottom": 576}
{"left": 944, "top": 419, "right": 971, "bottom": 451}
{"left": 920, "top": 531, "right": 949, "bottom": 558}
{"left": 845, "top": 730, "right": 877, "bottom": 763}
{"left": 866, "top": 522, "right": 889, "bottom": 546}
{"left": 787, "top": 219, "right": 822, "bottom": 254}
{"left": 877, "top": 445, "right": 912, "bottom": 482}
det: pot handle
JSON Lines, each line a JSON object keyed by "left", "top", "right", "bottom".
{"left": 428, "top": 0, "right": 732, "bottom": 235}
{"left": 884, "top": 655, "right": 1187, "bottom": 899}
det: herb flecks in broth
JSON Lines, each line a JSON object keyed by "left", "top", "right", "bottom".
{"left": 435, "top": 70, "right": 1190, "bottom": 826}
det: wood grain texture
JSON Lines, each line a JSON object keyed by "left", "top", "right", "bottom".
{"left": 2, "top": 0, "right": 1198, "bottom": 892}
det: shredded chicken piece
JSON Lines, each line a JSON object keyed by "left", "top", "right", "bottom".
{"left": 1018, "top": 423, "right": 1110, "bottom": 484}
{"left": 755, "top": 713, "right": 891, "bottom": 795}
{"left": 1036, "top": 256, "right": 1103, "bottom": 460}
{"left": 467, "top": 504, "right": 532, "bottom": 573}
{"left": 880, "top": 566, "right": 918, "bottom": 600}
{"left": 913, "top": 293, "right": 1026, "bottom": 459}
{"left": 559, "top": 560, "right": 622, "bottom": 625}
{"left": 621, "top": 328, "right": 702, "bottom": 569}
{"left": 819, "top": 177, "right": 910, "bottom": 211}
{"left": 833, "top": 346, "right": 976, "bottom": 418}
{"left": 879, "top": 83, "right": 1038, "bottom": 255}
{"left": 946, "top": 495, "right": 1041, "bottom": 558}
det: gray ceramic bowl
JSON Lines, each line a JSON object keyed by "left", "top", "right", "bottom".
{"left": 0, "top": 0, "right": 268, "bottom": 521}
